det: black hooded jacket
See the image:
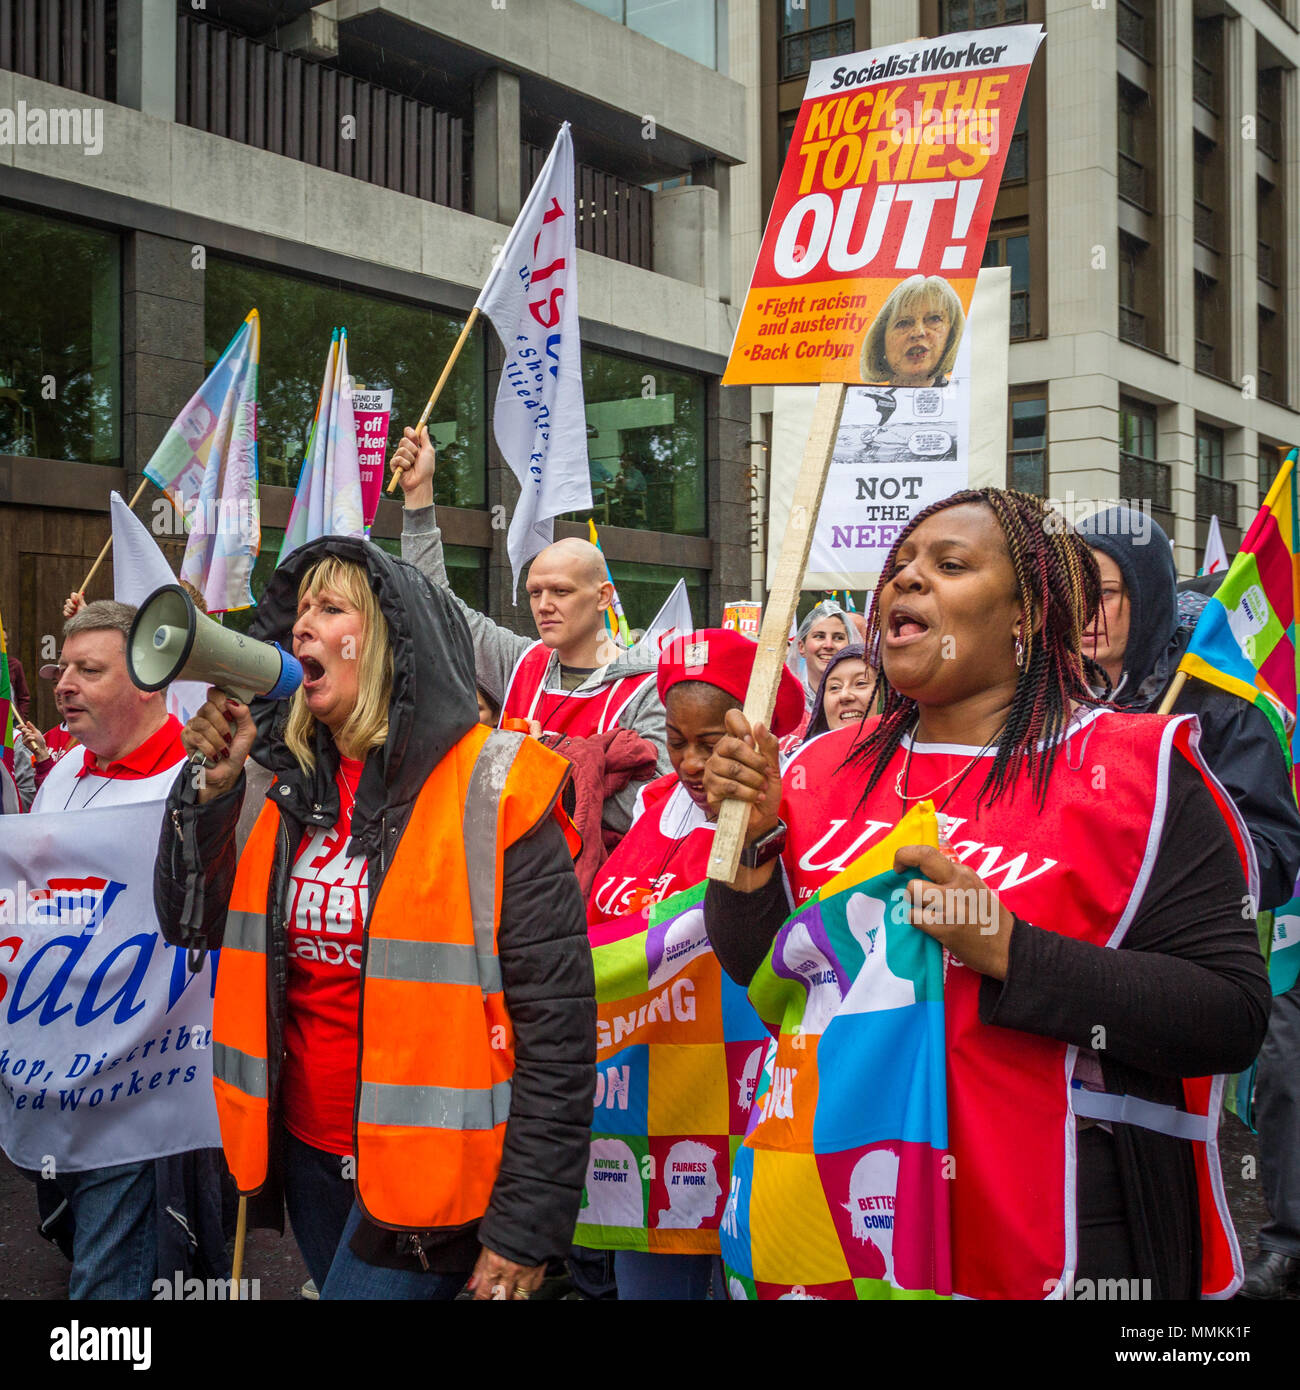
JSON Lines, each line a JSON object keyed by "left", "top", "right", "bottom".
{"left": 1077, "top": 508, "right": 1300, "bottom": 911}
{"left": 153, "top": 536, "right": 595, "bottom": 1271}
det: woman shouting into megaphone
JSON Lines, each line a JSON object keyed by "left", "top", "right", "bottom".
{"left": 154, "top": 536, "right": 595, "bottom": 1301}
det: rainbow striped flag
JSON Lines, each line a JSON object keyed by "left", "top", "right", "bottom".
{"left": 1178, "top": 447, "right": 1299, "bottom": 761}
{"left": 587, "top": 517, "right": 631, "bottom": 647}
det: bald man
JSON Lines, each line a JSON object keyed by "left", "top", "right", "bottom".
{"left": 391, "top": 428, "right": 669, "bottom": 836}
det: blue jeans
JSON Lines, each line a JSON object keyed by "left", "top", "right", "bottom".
{"left": 51, "top": 1160, "right": 157, "bottom": 1300}
{"left": 281, "top": 1132, "right": 356, "bottom": 1290}
{"left": 320, "top": 1204, "right": 469, "bottom": 1300}
{"left": 614, "top": 1251, "right": 724, "bottom": 1300}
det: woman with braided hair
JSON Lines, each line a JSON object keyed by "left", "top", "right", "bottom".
{"left": 702, "top": 488, "right": 1270, "bottom": 1300}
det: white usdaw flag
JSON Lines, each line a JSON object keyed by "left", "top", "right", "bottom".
{"left": 633, "top": 579, "right": 694, "bottom": 657}
{"left": 111, "top": 492, "right": 207, "bottom": 724}
{"left": 477, "top": 122, "right": 591, "bottom": 597}
{"left": 1200, "top": 514, "right": 1229, "bottom": 576}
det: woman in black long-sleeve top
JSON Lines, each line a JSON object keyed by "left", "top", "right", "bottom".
{"left": 702, "top": 490, "right": 1269, "bottom": 1300}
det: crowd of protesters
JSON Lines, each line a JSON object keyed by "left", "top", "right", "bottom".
{"left": 2, "top": 447, "right": 1298, "bottom": 1302}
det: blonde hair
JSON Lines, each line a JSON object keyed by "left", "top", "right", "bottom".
{"left": 860, "top": 274, "right": 965, "bottom": 385}
{"left": 283, "top": 556, "right": 393, "bottom": 773}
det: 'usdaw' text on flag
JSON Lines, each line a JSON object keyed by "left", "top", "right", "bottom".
{"left": 477, "top": 122, "right": 591, "bottom": 597}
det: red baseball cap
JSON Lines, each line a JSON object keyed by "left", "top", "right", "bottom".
{"left": 656, "top": 628, "right": 805, "bottom": 738}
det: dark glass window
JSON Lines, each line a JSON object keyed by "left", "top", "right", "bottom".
{"left": 1196, "top": 422, "right": 1224, "bottom": 479}
{"left": 941, "top": 0, "right": 1027, "bottom": 31}
{"left": 0, "top": 204, "right": 120, "bottom": 465}
{"left": 1009, "top": 395, "right": 1047, "bottom": 495}
{"left": 1119, "top": 396, "right": 1170, "bottom": 512}
{"left": 1260, "top": 445, "right": 1282, "bottom": 504}
{"left": 981, "top": 229, "right": 1031, "bottom": 339}
{"left": 205, "top": 258, "right": 485, "bottom": 510}
{"left": 608, "top": 559, "right": 704, "bottom": 637}
{"left": 578, "top": 349, "right": 706, "bottom": 537}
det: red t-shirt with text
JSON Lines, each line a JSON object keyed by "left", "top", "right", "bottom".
{"left": 281, "top": 756, "right": 368, "bottom": 1156}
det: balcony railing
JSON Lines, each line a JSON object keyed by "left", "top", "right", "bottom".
{"left": 1193, "top": 200, "right": 1217, "bottom": 250}
{"left": 175, "top": 14, "right": 467, "bottom": 210}
{"left": 522, "top": 143, "right": 652, "bottom": 271}
{"left": 0, "top": 0, "right": 112, "bottom": 98}
{"left": 1003, "top": 129, "right": 1028, "bottom": 183}
{"left": 1196, "top": 339, "right": 1217, "bottom": 375}
{"left": 1119, "top": 305, "right": 1146, "bottom": 346}
{"left": 780, "top": 19, "right": 855, "bottom": 81}
{"left": 1258, "top": 240, "right": 1276, "bottom": 284}
{"left": 1257, "top": 111, "right": 1279, "bottom": 160}
{"left": 1193, "top": 60, "right": 1217, "bottom": 113}
{"left": 1118, "top": 152, "right": 1148, "bottom": 209}
{"left": 1118, "top": 0, "right": 1149, "bottom": 59}
{"left": 1120, "top": 455, "right": 1171, "bottom": 510}
{"left": 1196, "top": 473, "right": 1237, "bottom": 521}
{"left": 1010, "top": 290, "right": 1029, "bottom": 340}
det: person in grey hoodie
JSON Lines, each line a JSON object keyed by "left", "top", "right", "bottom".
{"left": 390, "top": 426, "right": 669, "bottom": 837}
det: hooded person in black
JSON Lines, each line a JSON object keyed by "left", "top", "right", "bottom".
{"left": 1077, "top": 507, "right": 1300, "bottom": 913}
{"left": 154, "top": 536, "right": 595, "bottom": 1297}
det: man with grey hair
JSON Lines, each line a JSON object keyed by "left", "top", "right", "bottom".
{"left": 23, "top": 597, "right": 226, "bottom": 1301}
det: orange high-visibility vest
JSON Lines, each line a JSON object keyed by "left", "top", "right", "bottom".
{"left": 213, "top": 725, "right": 576, "bottom": 1230}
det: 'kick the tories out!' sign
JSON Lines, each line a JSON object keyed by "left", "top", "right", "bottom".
{"left": 0, "top": 801, "right": 221, "bottom": 1172}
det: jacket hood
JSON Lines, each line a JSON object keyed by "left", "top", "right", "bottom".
{"left": 247, "top": 535, "right": 480, "bottom": 856}
{"left": 1075, "top": 507, "right": 1178, "bottom": 700}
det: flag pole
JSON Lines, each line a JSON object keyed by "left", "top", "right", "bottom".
{"left": 230, "top": 1195, "right": 248, "bottom": 1296}
{"left": 77, "top": 476, "right": 151, "bottom": 596}
{"left": 1156, "top": 671, "right": 1187, "bottom": 715}
{"left": 386, "top": 306, "right": 481, "bottom": 494}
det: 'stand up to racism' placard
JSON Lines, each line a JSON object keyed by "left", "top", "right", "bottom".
{"left": 724, "top": 25, "right": 1042, "bottom": 388}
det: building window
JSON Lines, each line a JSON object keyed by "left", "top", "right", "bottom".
{"left": 1118, "top": 80, "right": 1149, "bottom": 211}
{"left": 1119, "top": 397, "right": 1170, "bottom": 512}
{"left": 1118, "top": 233, "right": 1146, "bottom": 346}
{"left": 779, "top": 1, "right": 855, "bottom": 81}
{"left": 1260, "top": 444, "right": 1284, "bottom": 505}
{"left": 1193, "top": 136, "right": 1218, "bottom": 251}
{"left": 1194, "top": 271, "right": 1219, "bottom": 378}
{"left": 373, "top": 535, "right": 487, "bottom": 610}
{"left": 778, "top": 112, "right": 798, "bottom": 167}
{"left": 608, "top": 559, "right": 704, "bottom": 637}
{"left": 204, "top": 259, "right": 486, "bottom": 511}
{"left": 1117, "top": 0, "right": 1150, "bottom": 60}
{"left": 1195, "top": 421, "right": 1235, "bottom": 522}
{"left": 573, "top": 0, "right": 725, "bottom": 70}
{"left": 1003, "top": 103, "right": 1029, "bottom": 185}
{"left": 1259, "top": 307, "right": 1285, "bottom": 405}
{"left": 0, "top": 204, "right": 120, "bottom": 466}
{"left": 579, "top": 349, "right": 706, "bottom": 537}
{"left": 940, "top": 0, "right": 1028, "bottom": 29}
{"left": 1008, "top": 391, "right": 1047, "bottom": 495}
{"left": 981, "top": 228, "right": 1031, "bottom": 339}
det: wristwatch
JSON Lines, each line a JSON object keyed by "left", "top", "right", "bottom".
{"left": 739, "top": 819, "right": 788, "bottom": 869}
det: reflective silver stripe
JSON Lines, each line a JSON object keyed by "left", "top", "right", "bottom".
{"left": 223, "top": 909, "right": 266, "bottom": 954}
{"left": 367, "top": 938, "right": 502, "bottom": 993}
{"left": 213, "top": 1041, "right": 268, "bottom": 1099}
{"left": 1071, "top": 1088, "right": 1213, "bottom": 1143}
{"left": 358, "top": 1079, "right": 512, "bottom": 1130}
{"left": 461, "top": 730, "right": 525, "bottom": 994}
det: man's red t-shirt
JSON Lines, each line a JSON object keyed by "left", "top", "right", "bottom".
{"left": 281, "top": 756, "right": 368, "bottom": 1156}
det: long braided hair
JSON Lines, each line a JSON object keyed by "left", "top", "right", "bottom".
{"left": 852, "top": 488, "right": 1102, "bottom": 810}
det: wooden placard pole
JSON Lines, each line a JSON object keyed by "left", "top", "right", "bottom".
{"left": 707, "top": 381, "right": 848, "bottom": 884}
{"left": 76, "top": 475, "right": 151, "bottom": 597}
{"left": 385, "top": 306, "right": 481, "bottom": 494}
{"left": 1156, "top": 670, "right": 1187, "bottom": 715}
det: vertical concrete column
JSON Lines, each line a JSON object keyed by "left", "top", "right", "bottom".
{"left": 1283, "top": 66, "right": 1300, "bottom": 408}
{"left": 121, "top": 233, "right": 205, "bottom": 492}
{"left": 1044, "top": 375, "right": 1119, "bottom": 513}
{"left": 472, "top": 69, "right": 522, "bottom": 228}
{"left": 1160, "top": 0, "right": 1193, "bottom": 364}
{"left": 1160, "top": 400, "right": 1198, "bottom": 575}
{"left": 1227, "top": 424, "right": 1258, "bottom": 535}
{"left": 727, "top": 0, "right": 763, "bottom": 309}
{"left": 116, "top": 0, "right": 177, "bottom": 120}
{"left": 869, "top": 2, "right": 920, "bottom": 46}
{"left": 1224, "top": 18, "right": 1257, "bottom": 392}
{"left": 706, "top": 380, "right": 752, "bottom": 622}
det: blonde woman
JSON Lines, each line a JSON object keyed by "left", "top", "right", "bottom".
{"left": 154, "top": 537, "right": 595, "bottom": 1301}
{"left": 859, "top": 274, "right": 965, "bottom": 388}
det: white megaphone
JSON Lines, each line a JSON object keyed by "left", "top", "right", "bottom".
{"left": 127, "top": 583, "right": 303, "bottom": 703}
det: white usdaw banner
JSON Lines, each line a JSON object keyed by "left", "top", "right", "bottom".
{"left": 767, "top": 266, "right": 1011, "bottom": 590}
{"left": 112, "top": 492, "right": 207, "bottom": 725}
{"left": 477, "top": 122, "right": 592, "bottom": 597}
{"left": 0, "top": 800, "right": 221, "bottom": 1171}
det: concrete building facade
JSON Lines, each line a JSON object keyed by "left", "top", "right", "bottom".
{"left": 0, "top": 0, "right": 749, "bottom": 731}
{"left": 737, "top": 0, "right": 1300, "bottom": 579}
